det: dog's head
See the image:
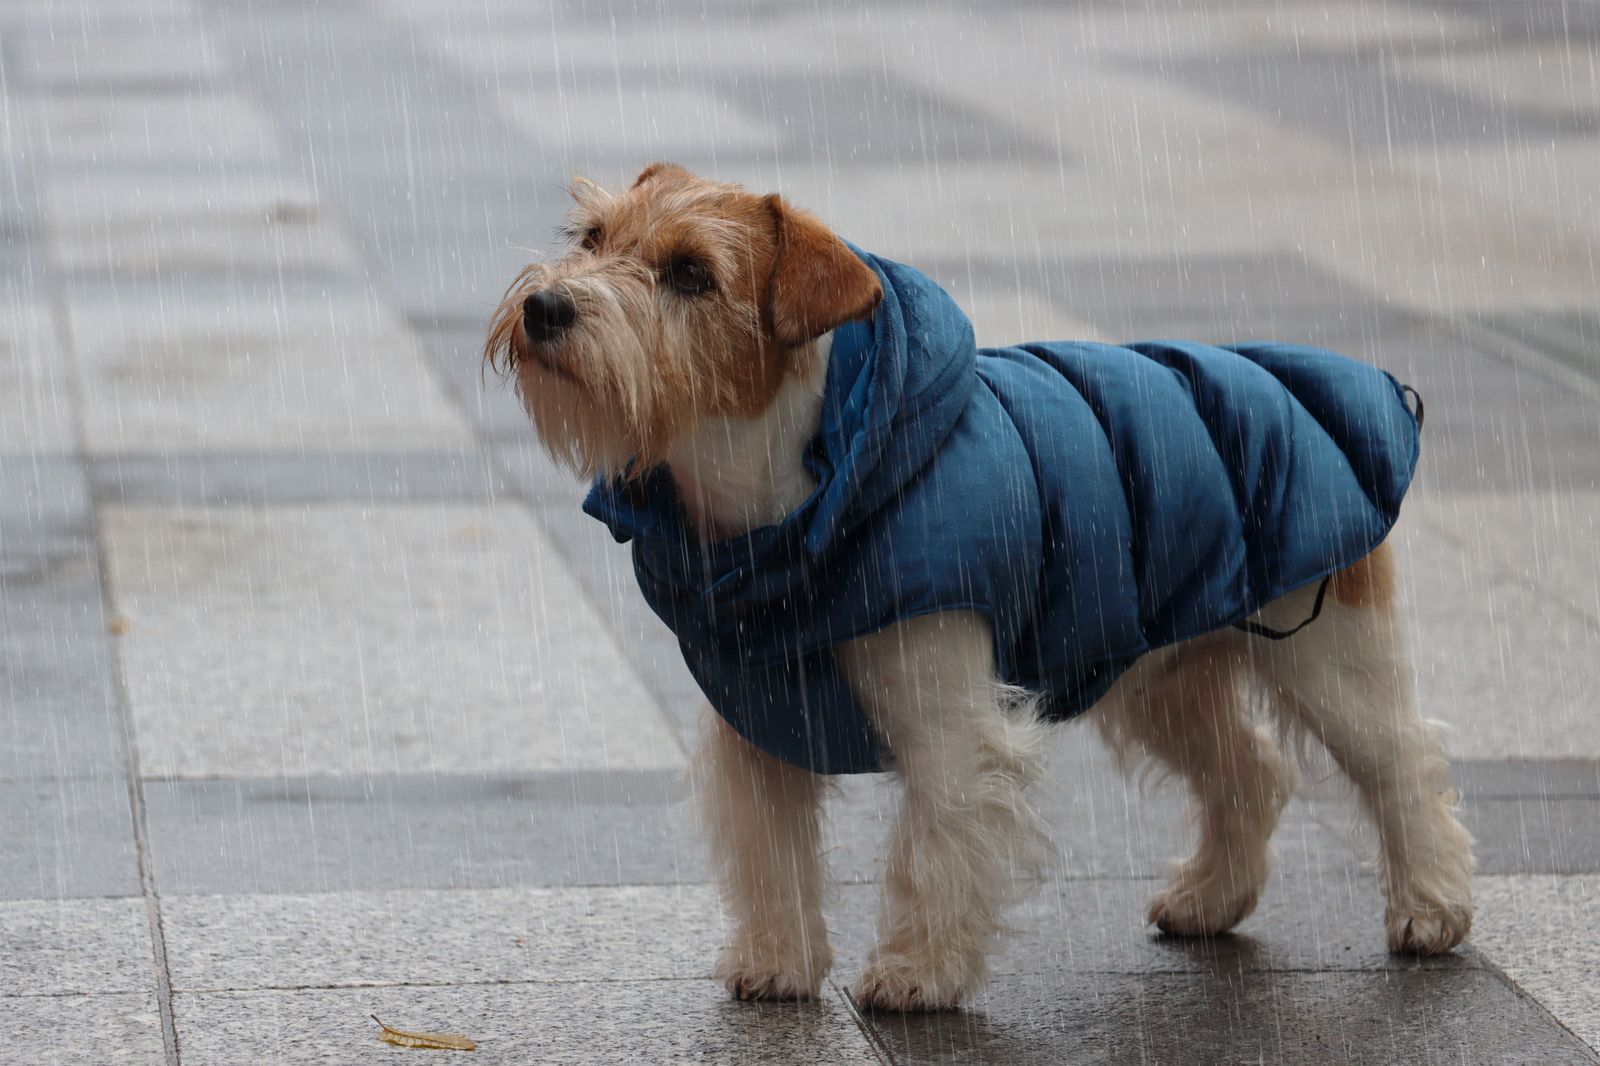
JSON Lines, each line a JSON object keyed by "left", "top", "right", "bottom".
{"left": 485, "top": 163, "right": 882, "bottom": 477}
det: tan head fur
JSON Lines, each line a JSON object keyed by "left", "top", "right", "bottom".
{"left": 484, "top": 164, "right": 882, "bottom": 478}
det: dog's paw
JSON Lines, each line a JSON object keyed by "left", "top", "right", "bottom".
{"left": 1386, "top": 897, "right": 1473, "bottom": 955}
{"left": 714, "top": 940, "right": 830, "bottom": 1002}
{"left": 1146, "top": 862, "right": 1264, "bottom": 937}
{"left": 852, "top": 949, "right": 975, "bottom": 1012}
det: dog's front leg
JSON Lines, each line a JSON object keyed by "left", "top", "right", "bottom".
{"left": 695, "top": 711, "right": 833, "bottom": 1000}
{"left": 836, "top": 611, "right": 1053, "bottom": 1011}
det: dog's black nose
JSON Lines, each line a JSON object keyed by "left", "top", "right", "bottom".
{"left": 523, "top": 289, "right": 577, "bottom": 343}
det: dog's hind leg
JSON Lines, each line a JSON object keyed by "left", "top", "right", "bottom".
{"left": 1096, "top": 635, "right": 1294, "bottom": 936}
{"left": 835, "top": 611, "right": 1054, "bottom": 1011}
{"left": 1246, "top": 543, "right": 1475, "bottom": 954}
{"left": 696, "top": 711, "right": 833, "bottom": 1000}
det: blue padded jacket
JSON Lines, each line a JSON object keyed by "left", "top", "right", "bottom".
{"left": 583, "top": 247, "right": 1421, "bottom": 774}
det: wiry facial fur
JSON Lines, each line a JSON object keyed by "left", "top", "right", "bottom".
{"left": 485, "top": 166, "right": 879, "bottom": 479}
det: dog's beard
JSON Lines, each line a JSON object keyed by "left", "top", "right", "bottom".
{"left": 489, "top": 264, "right": 705, "bottom": 480}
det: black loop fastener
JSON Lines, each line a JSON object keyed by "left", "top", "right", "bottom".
{"left": 1233, "top": 575, "right": 1331, "bottom": 641}
{"left": 1401, "top": 383, "right": 1426, "bottom": 430}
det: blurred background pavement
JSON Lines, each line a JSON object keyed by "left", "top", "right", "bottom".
{"left": 3, "top": 1, "right": 1600, "bottom": 1062}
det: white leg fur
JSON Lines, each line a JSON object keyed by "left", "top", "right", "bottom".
{"left": 1096, "top": 635, "right": 1294, "bottom": 936}
{"left": 834, "top": 611, "right": 1054, "bottom": 1011}
{"left": 1246, "top": 576, "right": 1475, "bottom": 953}
{"left": 696, "top": 712, "right": 834, "bottom": 1000}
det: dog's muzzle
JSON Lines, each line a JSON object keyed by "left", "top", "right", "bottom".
{"left": 523, "top": 289, "right": 577, "bottom": 343}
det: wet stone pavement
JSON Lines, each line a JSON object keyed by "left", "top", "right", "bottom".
{"left": 3, "top": 0, "right": 1600, "bottom": 1062}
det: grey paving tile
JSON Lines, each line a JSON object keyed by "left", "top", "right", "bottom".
{"left": 0, "top": 300, "right": 74, "bottom": 453}
{"left": 144, "top": 771, "right": 699, "bottom": 896}
{"left": 14, "top": 23, "right": 223, "bottom": 90}
{"left": 174, "top": 983, "right": 878, "bottom": 1065}
{"left": 1394, "top": 501, "right": 1600, "bottom": 759}
{"left": 866, "top": 969, "right": 1595, "bottom": 1066}
{"left": 1455, "top": 759, "right": 1600, "bottom": 799}
{"left": 1440, "top": 1, "right": 1600, "bottom": 45}
{"left": 1474, "top": 875, "right": 1600, "bottom": 1052}
{"left": 1460, "top": 798, "right": 1600, "bottom": 876}
{"left": 507, "top": 480, "right": 707, "bottom": 744}
{"left": 1405, "top": 490, "right": 1600, "bottom": 628}
{"left": 86, "top": 450, "right": 503, "bottom": 508}
{"left": 45, "top": 172, "right": 361, "bottom": 278}
{"left": 0, "top": 777, "right": 141, "bottom": 900}
{"left": 5, "top": 992, "right": 165, "bottom": 1066}
{"left": 0, "top": 457, "right": 126, "bottom": 779}
{"left": 101, "top": 503, "right": 681, "bottom": 778}
{"left": 497, "top": 85, "right": 780, "bottom": 164}
{"left": 922, "top": 252, "right": 1396, "bottom": 341}
{"left": 1407, "top": 43, "right": 1600, "bottom": 130}
{"left": 507, "top": 66, "right": 1063, "bottom": 170}
{"left": 37, "top": 162, "right": 319, "bottom": 222}
{"left": 412, "top": 314, "right": 543, "bottom": 442}
{"left": 161, "top": 884, "right": 718, "bottom": 991}
{"left": 48, "top": 199, "right": 361, "bottom": 273}
{"left": 215, "top": 3, "right": 561, "bottom": 321}
{"left": 0, "top": 897, "right": 150, "bottom": 994}
{"left": 2, "top": 0, "right": 191, "bottom": 23}
{"left": 65, "top": 279, "right": 472, "bottom": 453}
{"left": 1158, "top": 46, "right": 1596, "bottom": 150}
{"left": 423, "top": 314, "right": 709, "bottom": 745}
{"left": 420, "top": 10, "right": 841, "bottom": 83}
{"left": 137, "top": 725, "right": 1361, "bottom": 894}
{"left": 827, "top": 872, "right": 1482, "bottom": 990}
{"left": 19, "top": 93, "right": 282, "bottom": 166}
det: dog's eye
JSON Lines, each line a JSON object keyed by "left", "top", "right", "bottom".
{"left": 665, "top": 257, "right": 715, "bottom": 296}
{"left": 578, "top": 226, "right": 601, "bottom": 251}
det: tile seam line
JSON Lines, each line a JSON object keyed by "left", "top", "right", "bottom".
{"left": 196, "top": 0, "right": 691, "bottom": 764}
{"left": 1471, "top": 954, "right": 1600, "bottom": 1062}
{"left": 148, "top": 873, "right": 1171, "bottom": 898}
{"left": 830, "top": 977, "right": 900, "bottom": 1066}
{"left": 49, "top": 280, "right": 183, "bottom": 1066}
{"left": 161, "top": 962, "right": 1491, "bottom": 997}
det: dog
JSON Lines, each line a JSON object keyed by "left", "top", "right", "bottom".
{"left": 484, "top": 163, "right": 1476, "bottom": 1012}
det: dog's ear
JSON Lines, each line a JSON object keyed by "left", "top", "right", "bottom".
{"left": 632, "top": 162, "right": 690, "bottom": 188}
{"left": 763, "top": 194, "right": 882, "bottom": 348}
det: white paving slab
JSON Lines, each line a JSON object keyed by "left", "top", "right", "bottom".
{"left": 1405, "top": 43, "right": 1600, "bottom": 119}
{"left": 41, "top": 172, "right": 357, "bottom": 278}
{"left": 18, "top": 25, "right": 224, "bottom": 87}
{"left": 0, "top": 897, "right": 152, "bottom": 996}
{"left": 21, "top": 94, "right": 282, "bottom": 166}
{"left": 1473, "top": 875, "right": 1600, "bottom": 1052}
{"left": 711, "top": 160, "right": 1209, "bottom": 265}
{"left": 1394, "top": 493, "right": 1600, "bottom": 760}
{"left": 965, "top": 290, "right": 1106, "bottom": 350}
{"left": 498, "top": 86, "right": 778, "bottom": 161}
{"left": 67, "top": 288, "right": 470, "bottom": 453}
{"left": 0, "top": 301, "right": 75, "bottom": 453}
{"left": 42, "top": 173, "right": 324, "bottom": 230}
{"left": 8, "top": 992, "right": 165, "bottom": 1066}
{"left": 175, "top": 983, "right": 877, "bottom": 1066}
{"left": 103, "top": 504, "right": 684, "bottom": 778}
{"left": 423, "top": 19, "right": 833, "bottom": 82}
{"left": 163, "top": 884, "right": 717, "bottom": 991}
{"left": 48, "top": 211, "right": 360, "bottom": 277}
{"left": 858, "top": 20, "right": 1594, "bottom": 314}
{"left": 4, "top": 0, "right": 189, "bottom": 18}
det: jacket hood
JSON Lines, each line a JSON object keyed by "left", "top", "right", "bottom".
{"left": 583, "top": 246, "right": 978, "bottom": 610}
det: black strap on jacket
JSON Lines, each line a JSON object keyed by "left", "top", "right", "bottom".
{"left": 1233, "top": 575, "right": 1331, "bottom": 640}
{"left": 1402, "top": 384, "right": 1426, "bottom": 430}
{"left": 1234, "top": 382, "right": 1423, "bottom": 642}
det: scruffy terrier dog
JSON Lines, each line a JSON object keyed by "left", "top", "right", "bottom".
{"left": 485, "top": 163, "right": 1476, "bottom": 1012}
